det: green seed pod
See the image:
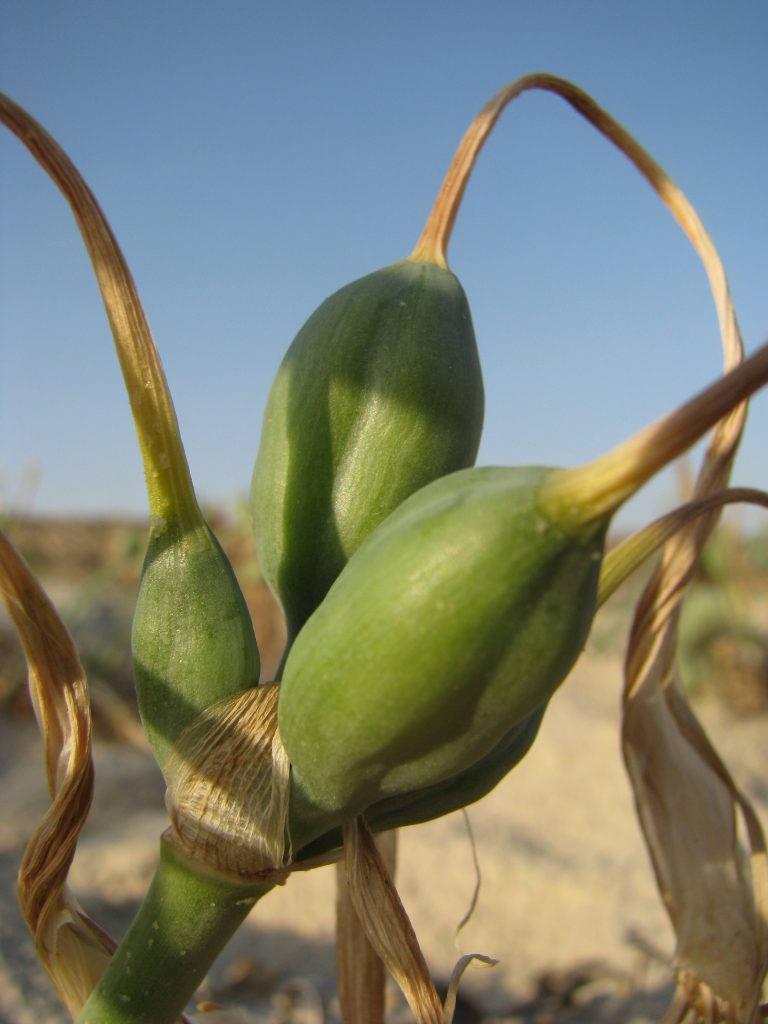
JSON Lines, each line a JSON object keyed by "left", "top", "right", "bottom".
{"left": 280, "top": 341, "right": 768, "bottom": 850}
{"left": 132, "top": 519, "right": 261, "bottom": 770}
{"left": 280, "top": 466, "right": 606, "bottom": 845}
{"left": 251, "top": 258, "right": 484, "bottom": 643}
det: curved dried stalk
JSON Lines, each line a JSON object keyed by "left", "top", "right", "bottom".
{"left": 617, "top": 279, "right": 766, "bottom": 1020}
{"left": 0, "top": 528, "right": 115, "bottom": 1016}
{"left": 0, "top": 91, "right": 198, "bottom": 528}
{"left": 410, "top": 73, "right": 741, "bottom": 373}
{"left": 412, "top": 71, "right": 764, "bottom": 1021}
{"left": 603, "top": 70, "right": 767, "bottom": 1022}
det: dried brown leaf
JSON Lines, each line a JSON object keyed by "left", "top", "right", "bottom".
{"left": 624, "top": 662, "right": 767, "bottom": 1020}
{"left": 0, "top": 528, "right": 115, "bottom": 1016}
{"left": 619, "top": 149, "right": 767, "bottom": 1016}
{"left": 165, "top": 684, "right": 291, "bottom": 878}
{"left": 341, "top": 817, "right": 495, "bottom": 1024}
{"left": 342, "top": 817, "right": 443, "bottom": 1024}
{"left": 620, "top": 376, "right": 768, "bottom": 1020}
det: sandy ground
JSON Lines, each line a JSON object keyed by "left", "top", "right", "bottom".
{"left": 2, "top": 641, "right": 767, "bottom": 1023}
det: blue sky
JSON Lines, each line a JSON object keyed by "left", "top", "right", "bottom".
{"left": 1, "top": 2, "right": 767, "bottom": 534}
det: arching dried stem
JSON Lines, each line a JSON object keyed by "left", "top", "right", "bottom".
{"left": 0, "top": 92, "right": 199, "bottom": 528}
{"left": 410, "top": 73, "right": 742, "bottom": 375}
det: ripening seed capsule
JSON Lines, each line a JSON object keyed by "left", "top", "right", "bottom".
{"left": 250, "top": 258, "right": 484, "bottom": 644}
{"left": 280, "top": 341, "right": 768, "bottom": 849}
{"left": 279, "top": 465, "right": 606, "bottom": 845}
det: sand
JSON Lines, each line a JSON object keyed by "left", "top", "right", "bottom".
{"left": 2, "top": 641, "right": 766, "bottom": 1023}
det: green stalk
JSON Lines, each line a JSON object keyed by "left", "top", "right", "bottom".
{"left": 77, "top": 839, "right": 273, "bottom": 1024}
{"left": 597, "top": 488, "right": 768, "bottom": 608}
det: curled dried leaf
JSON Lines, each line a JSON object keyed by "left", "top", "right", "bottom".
{"left": 342, "top": 817, "right": 443, "bottom": 1024}
{"left": 620, "top": 438, "right": 768, "bottom": 1015}
{"left": 598, "top": 49, "right": 768, "bottom": 1012}
{"left": 619, "top": 288, "right": 765, "bottom": 1021}
{"left": 0, "top": 528, "right": 115, "bottom": 1016}
{"left": 623, "top": 659, "right": 768, "bottom": 1022}
{"left": 165, "top": 684, "right": 291, "bottom": 879}
{"left": 341, "top": 817, "right": 495, "bottom": 1024}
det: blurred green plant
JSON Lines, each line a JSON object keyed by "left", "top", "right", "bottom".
{"left": 678, "top": 521, "right": 768, "bottom": 710}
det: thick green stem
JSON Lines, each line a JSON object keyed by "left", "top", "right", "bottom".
{"left": 77, "top": 838, "right": 273, "bottom": 1024}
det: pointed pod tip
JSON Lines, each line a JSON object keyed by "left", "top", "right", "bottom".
{"left": 536, "top": 461, "right": 630, "bottom": 535}
{"left": 407, "top": 239, "right": 449, "bottom": 270}
{"left": 538, "top": 340, "right": 768, "bottom": 534}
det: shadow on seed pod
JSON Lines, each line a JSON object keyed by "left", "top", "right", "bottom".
{"left": 296, "top": 704, "right": 546, "bottom": 862}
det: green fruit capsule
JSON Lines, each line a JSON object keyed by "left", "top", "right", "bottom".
{"left": 279, "top": 465, "right": 606, "bottom": 845}
{"left": 281, "top": 342, "right": 768, "bottom": 849}
{"left": 251, "top": 258, "right": 484, "bottom": 644}
{"left": 132, "top": 519, "right": 261, "bottom": 770}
